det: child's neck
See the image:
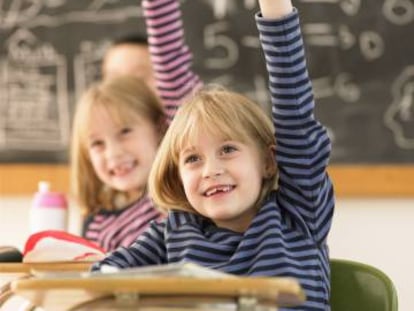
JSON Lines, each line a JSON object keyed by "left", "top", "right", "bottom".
{"left": 113, "top": 189, "right": 146, "bottom": 209}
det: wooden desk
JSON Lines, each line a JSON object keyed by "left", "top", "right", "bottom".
{"left": 1, "top": 261, "right": 91, "bottom": 294}
{"left": 0, "top": 262, "right": 92, "bottom": 274}
{"left": 0, "top": 262, "right": 92, "bottom": 310}
{"left": 11, "top": 275, "right": 305, "bottom": 311}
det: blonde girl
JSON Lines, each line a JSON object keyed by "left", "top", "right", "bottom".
{"left": 92, "top": 0, "right": 335, "bottom": 310}
{"left": 71, "top": 0, "right": 201, "bottom": 251}
{"left": 71, "top": 76, "right": 166, "bottom": 251}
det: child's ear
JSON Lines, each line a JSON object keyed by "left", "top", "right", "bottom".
{"left": 263, "top": 145, "right": 277, "bottom": 178}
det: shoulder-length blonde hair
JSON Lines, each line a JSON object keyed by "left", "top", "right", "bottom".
{"left": 71, "top": 76, "right": 165, "bottom": 215}
{"left": 148, "top": 86, "right": 277, "bottom": 214}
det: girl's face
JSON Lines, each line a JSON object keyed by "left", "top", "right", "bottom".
{"left": 178, "top": 131, "right": 267, "bottom": 233}
{"left": 87, "top": 106, "right": 160, "bottom": 201}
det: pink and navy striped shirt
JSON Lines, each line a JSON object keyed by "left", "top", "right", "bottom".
{"left": 83, "top": 0, "right": 202, "bottom": 252}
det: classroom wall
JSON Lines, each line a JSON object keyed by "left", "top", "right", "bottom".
{"left": 328, "top": 198, "right": 413, "bottom": 311}
{"left": 1, "top": 196, "right": 413, "bottom": 311}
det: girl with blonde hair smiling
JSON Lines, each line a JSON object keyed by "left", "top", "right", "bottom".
{"left": 71, "top": 0, "right": 201, "bottom": 251}
{"left": 71, "top": 76, "right": 166, "bottom": 251}
{"left": 93, "top": 0, "right": 335, "bottom": 309}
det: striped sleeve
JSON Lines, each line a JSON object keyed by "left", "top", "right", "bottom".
{"left": 142, "top": 0, "right": 203, "bottom": 122}
{"left": 256, "top": 10, "right": 334, "bottom": 244}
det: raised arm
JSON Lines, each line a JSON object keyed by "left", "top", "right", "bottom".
{"left": 256, "top": 0, "right": 334, "bottom": 244}
{"left": 142, "top": 0, "right": 203, "bottom": 122}
{"left": 258, "top": 0, "right": 293, "bottom": 18}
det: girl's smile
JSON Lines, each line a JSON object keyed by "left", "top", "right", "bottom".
{"left": 109, "top": 159, "right": 137, "bottom": 177}
{"left": 203, "top": 184, "right": 235, "bottom": 197}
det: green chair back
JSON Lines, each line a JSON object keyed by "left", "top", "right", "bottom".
{"left": 330, "top": 258, "right": 398, "bottom": 311}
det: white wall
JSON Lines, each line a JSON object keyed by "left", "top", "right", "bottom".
{"left": 328, "top": 198, "right": 413, "bottom": 311}
{"left": 1, "top": 196, "right": 413, "bottom": 310}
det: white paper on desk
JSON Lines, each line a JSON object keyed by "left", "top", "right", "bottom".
{"left": 33, "top": 262, "right": 234, "bottom": 280}
{"left": 93, "top": 262, "right": 234, "bottom": 279}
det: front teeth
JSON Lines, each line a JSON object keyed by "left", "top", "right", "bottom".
{"left": 112, "top": 162, "right": 134, "bottom": 176}
{"left": 205, "top": 185, "right": 232, "bottom": 196}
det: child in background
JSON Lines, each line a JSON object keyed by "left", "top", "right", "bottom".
{"left": 71, "top": 76, "right": 165, "bottom": 252}
{"left": 71, "top": 0, "right": 202, "bottom": 252}
{"left": 92, "top": 0, "right": 335, "bottom": 310}
{"left": 101, "top": 34, "right": 156, "bottom": 91}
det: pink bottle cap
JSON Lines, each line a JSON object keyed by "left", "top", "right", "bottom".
{"left": 32, "top": 181, "right": 67, "bottom": 209}
{"left": 32, "top": 192, "right": 67, "bottom": 209}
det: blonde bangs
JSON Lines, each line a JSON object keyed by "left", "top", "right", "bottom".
{"left": 170, "top": 89, "right": 273, "bottom": 163}
{"left": 76, "top": 89, "right": 138, "bottom": 150}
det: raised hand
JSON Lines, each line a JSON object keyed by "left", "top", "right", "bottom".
{"left": 257, "top": 0, "right": 293, "bottom": 19}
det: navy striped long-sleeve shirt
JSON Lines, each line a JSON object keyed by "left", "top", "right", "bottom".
{"left": 92, "top": 4, "right": 334, "bottom": 311}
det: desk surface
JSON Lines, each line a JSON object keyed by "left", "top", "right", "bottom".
{"left": 11, "top": 275, "right": 305, "bottom": 311}
{"left": 0, "top": 262, "right": 92, "bottom": 273}
{"left": 0, "top": 261, "right": 92, "bottom": 297}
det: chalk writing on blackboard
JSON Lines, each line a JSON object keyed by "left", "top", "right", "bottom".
{"left": 0, "top": 0, "right": 413, "bottom": 164}
{"left": 0, "top": 1, "right": 144, "bottom": 162}
{"left": 385, "top": 66, "right": 414, "bottom": 149}
{"left": 0, "top": 28, "right": 69, "bottom": 151}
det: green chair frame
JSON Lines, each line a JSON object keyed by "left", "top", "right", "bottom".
{"left": 330, "top": 258, "right": 398, "bottom": 311}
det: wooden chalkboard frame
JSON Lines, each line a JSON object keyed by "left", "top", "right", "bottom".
{"left": 0, "top": 164, "right": 413, "bottom": 197}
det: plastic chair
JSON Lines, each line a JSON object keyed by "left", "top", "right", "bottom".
{"left": 330, "top": 258, "right": 398, "bottom": 311}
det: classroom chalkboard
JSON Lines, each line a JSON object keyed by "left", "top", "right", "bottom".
{"left": 0, "top": 0, "right": 413, "bottom": 164}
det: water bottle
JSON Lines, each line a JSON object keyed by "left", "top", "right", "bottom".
{"left": 30, "top": 181, "right": 68, "bottom": 234}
